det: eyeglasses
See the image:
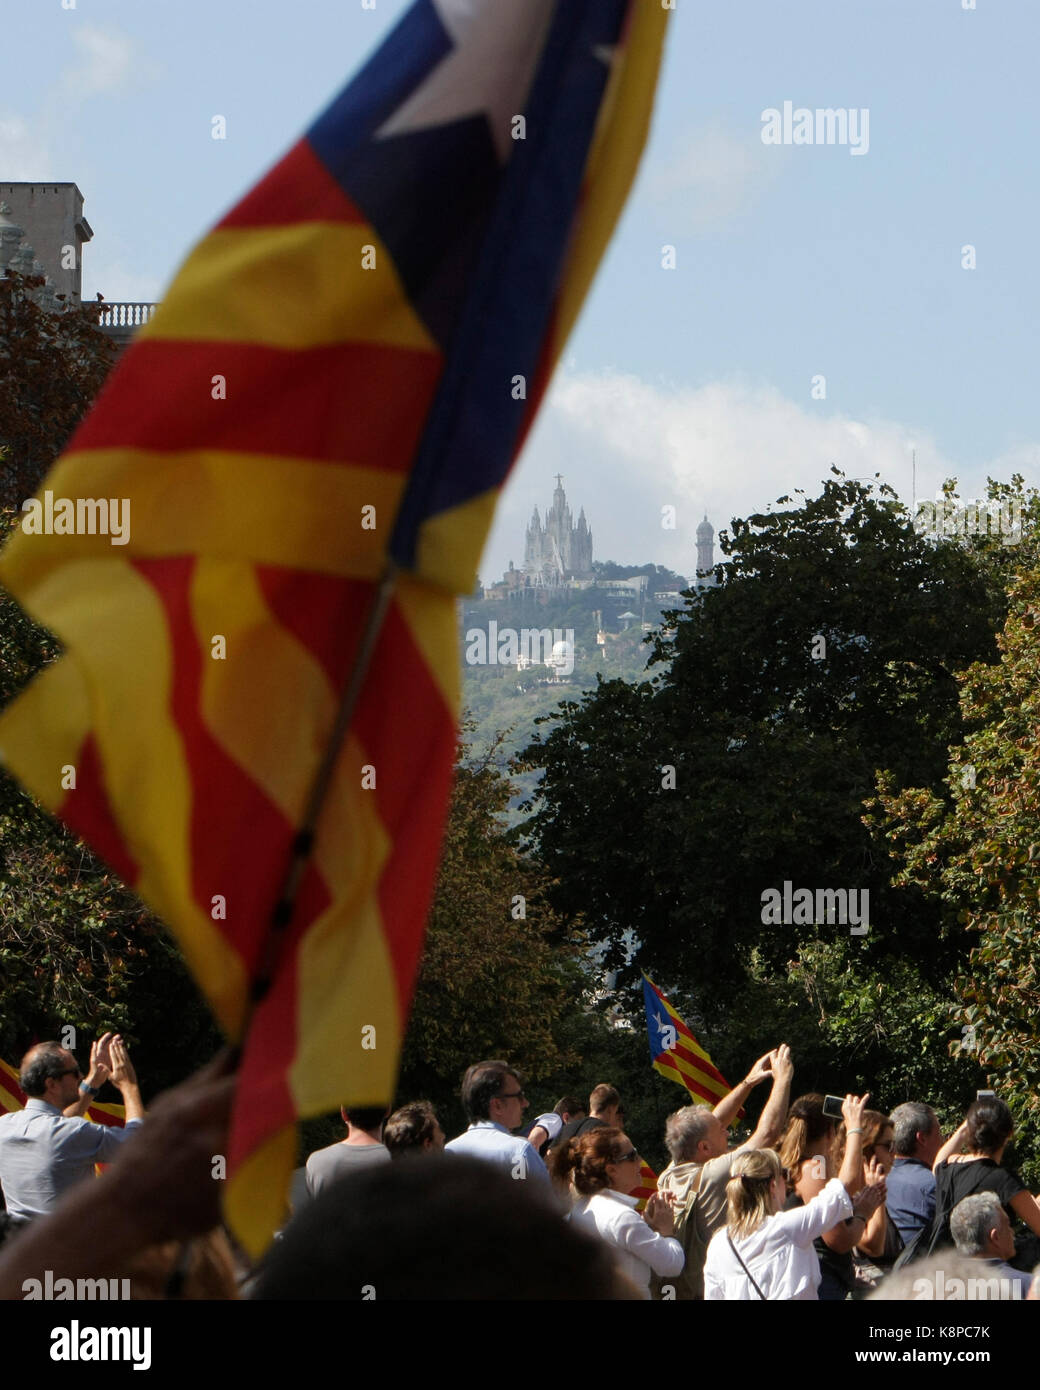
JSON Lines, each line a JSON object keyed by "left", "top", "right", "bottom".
{"left": 58, "top": 1068, "right": 82, "bottom": 1080}
{"left": 497, "top": 1090, "right": 527, "bottom": 1102}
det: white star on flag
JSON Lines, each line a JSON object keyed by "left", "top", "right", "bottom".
{"left": 376, "top": 0, "right": 556, "bottom": 164}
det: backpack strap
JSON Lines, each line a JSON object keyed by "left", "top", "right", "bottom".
{"left": 727, "top": 1234, "right": 769, "bottom": 1300}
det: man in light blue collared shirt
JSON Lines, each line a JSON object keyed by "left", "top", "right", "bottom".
{"left": 0, "top": 1038, "right": 145, "bottom": 1222}
{"left": 445, "top": 1060, "right": 550, "bottom": 1184}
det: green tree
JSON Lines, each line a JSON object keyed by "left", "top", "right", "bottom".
{"left": 0, "top": 270, "right": 116, "bottom": 507}
{"left": 870, "top": 561, "right": 1040, "bottom": 1177}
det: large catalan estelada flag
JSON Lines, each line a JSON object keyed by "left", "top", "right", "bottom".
{"left": 0, "top": 1, "right": 670, "bottom": 1253}
{"left": 642, "top": 974, "right": 732, "bottom": 1107}
{"left": 0, "top": 1059, "right": 125, "bottom": 1130}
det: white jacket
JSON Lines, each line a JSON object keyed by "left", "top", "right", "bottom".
{"left": 570, "top": 1189, "right": 685, "bottom": 1298}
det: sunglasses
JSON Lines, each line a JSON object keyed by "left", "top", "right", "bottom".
{"left": 615, "top": 1149, "right": 639, "bottom": 1163}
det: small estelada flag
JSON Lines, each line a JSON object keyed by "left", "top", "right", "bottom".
{"left": 642, "top": 973, "right": 733, "bottom": 1107}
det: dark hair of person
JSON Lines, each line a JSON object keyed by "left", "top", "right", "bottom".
{"left": 253, "top": 1155, "right": 635, "bottom": 1300}
{"left": 554, "top": 1095, "right": 583, "bottom": 1118}
{"left": 965, "top": 1097, "right": 1014, "bottom": 1156}
{"left": 779, "top": 1094, "right": 837, "bottom": 1177}
{"left": 548, "top": 1126, "right": 629, "bottom": 1196}
{"left": 19, "top": 1043, "right": 70, "bottom": 1099}
{"left": 589, "top": 1084, "right": 620, "bottom": 1116}
{"left": 460, "top": 1060, "right": 518, "bottom": 1122}
{"left": 341, "top": 1106, "right": 388, "bottom": 1134}
{"left": 384, "top": 1101, "right": 439, "bottom": 1157}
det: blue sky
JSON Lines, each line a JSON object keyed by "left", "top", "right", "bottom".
{"left": 3, "top": 0, "right": 1037, "bottom": 584}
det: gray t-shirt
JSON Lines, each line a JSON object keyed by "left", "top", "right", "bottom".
{"left": 305, "top": 1141, "right": 391, "bottom": 1197}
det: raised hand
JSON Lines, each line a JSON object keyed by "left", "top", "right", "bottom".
{"left": 86, "top": 1033, "right": 114, "bottom": 1088}
{"left": 744, "top": 1051, "right": 774, "bottom": 1087}
{"left": 864, "top": 1155, "right": 887, "bottom": 1189}
{"left": 841, "top": 1092, "right": 869, "bottom": 1133}
{"left": 771, "top": 1044, "right": 794, "bottom": 1082}
{"left": 94, "top": 1032, "right": 114, "bottom": 1071}
{"left": 108, "top": 1036, "right": 138, "bottom": 1090}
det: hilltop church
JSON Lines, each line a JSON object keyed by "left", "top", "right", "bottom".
{"left": 487, "top": 477, "right": 717, "bottom": 598}
{"left": 523, "top": 474, "right": 593, "bottom": 583}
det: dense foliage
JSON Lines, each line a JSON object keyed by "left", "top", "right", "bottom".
{"left": 0, "top": 270, "right": 115, "bottom": 508}
{"left": 872, "top": 557, "right": 1040, "bottom": 1168}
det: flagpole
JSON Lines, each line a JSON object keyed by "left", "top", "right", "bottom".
{"left": 248, "top": 559, "right": 400, "bottom": 1010}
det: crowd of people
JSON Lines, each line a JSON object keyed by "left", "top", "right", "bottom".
{"left": 1, "top": 1036, "right": 1039, "bottom": 1300}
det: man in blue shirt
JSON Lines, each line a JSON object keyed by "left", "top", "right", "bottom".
{"left": 0, "top": 1037, "right": 145, "bottom": 1223}
{"left": 886, "top": 1100, "right": 942, "bottom": 1244}
{"left": 445, "top": 1060, "right": 550, "bottom": 1185}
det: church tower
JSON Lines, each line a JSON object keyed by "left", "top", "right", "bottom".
{"left": 523, "top": 476, "right": 593, "bottom": 583}
{"left": 696, "top": 515, "right": 716, "bottom": 587}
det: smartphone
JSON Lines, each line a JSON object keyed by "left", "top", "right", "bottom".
{"left": 822, "top": 1094, "right": 844, "bottom": 1119}
{"left": 976, "top": 1089, "right": 996, "bottom": 1100}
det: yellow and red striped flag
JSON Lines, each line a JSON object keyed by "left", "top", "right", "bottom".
{"left": 642, "top": 974, "right": 733, "bottom": 1106}
{"left": 0, "top": 1060, "right": 25, "bottom": 1117}
{"left": 632, "top": 1159, "right": 658, "bottom": 1212}
{"left": 0, "top": 0, "right": 670, "bottom": 1254}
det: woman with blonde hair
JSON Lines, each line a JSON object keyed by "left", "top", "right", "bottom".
{"left": 703, "top": 1094, "right": 871, "bottom": 1300}
{"left": 551, "top": 1126, "right": 683, "bottom": 1298}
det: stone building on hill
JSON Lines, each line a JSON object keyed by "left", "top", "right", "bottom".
{"left": 523, "top": 474, "right": 593, "bottom": 584}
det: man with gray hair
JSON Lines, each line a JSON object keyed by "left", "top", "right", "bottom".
{"left": 652, "top": 1043, "right": 794, "bottom": 1299}
{"left": 950, "top": 1192, "right": 1032, "bottom": 1297}
{"left": 886, "top": 1101, "right": 942, "bottom": 1244}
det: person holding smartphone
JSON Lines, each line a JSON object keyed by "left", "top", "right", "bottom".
{"left": 777, "top": 1092, "right": 884, "bottom": 1299}
{"left": 703, "top": 1093, "right": 873, "bottom": 1300}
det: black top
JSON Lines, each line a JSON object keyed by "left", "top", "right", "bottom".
{"left": 547, "top": 1115, "right": 606, "bottom": 1151}
{"left": 931, "top": 1158, "right": 1025, "bottom": 1246}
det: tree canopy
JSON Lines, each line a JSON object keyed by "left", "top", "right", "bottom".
{"left": 0, "top": 270, "right": 116, "bottom": 508}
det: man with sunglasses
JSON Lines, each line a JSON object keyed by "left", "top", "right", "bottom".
{"left": 0, "top": 1036, "right": 145, "bottom": 1225}
{"left": 445, "top": 1059, "right": 550, "bottom": 1186}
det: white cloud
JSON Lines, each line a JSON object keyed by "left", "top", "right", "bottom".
{"left": 647, "top": 120, "right": 785, "bottom": 231}
{"left": 67, "top": 26, "right": 136, "bottom": 98}
{"left": 482, "top": 369, "right": 1027, "bottom": 585}
{"left": 0, "top": 116, "right": 55, "bottom": 181}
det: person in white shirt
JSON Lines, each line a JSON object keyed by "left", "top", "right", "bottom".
{"left": 445, "top": 1060, "right": 550, "bottom": 1185}
{"left": 704, "top": 1093, "right": 871, "bottom": 1300}
{"left": 553, "top": 1126, "right": 684, "bottom": 1298}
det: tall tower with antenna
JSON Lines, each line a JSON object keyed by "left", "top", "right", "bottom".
{"left": 695, "top": 515, "right": 716, "bottom": 588}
